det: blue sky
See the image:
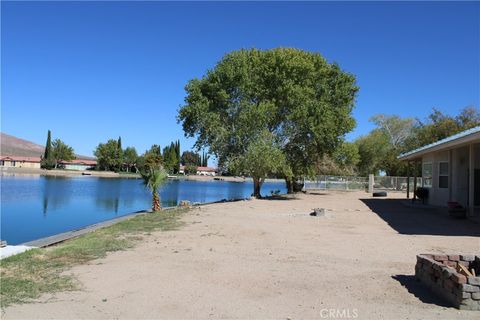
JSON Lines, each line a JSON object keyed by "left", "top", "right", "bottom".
{"left": 2, "top": 1, "right": 479, "bottom": 158}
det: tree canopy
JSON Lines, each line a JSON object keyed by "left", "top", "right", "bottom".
{"left": 137, "top": 145, "right": 163, "bottom": 172}
{"left": 354, "top": 107, "right": 480, "bottom": 176}
{"left": 178, "top": 47, "right": 358, "bottom": 195}
{"left": 140, "top": 167, "right": 168, "bottom": 211}
{"left": 181, "top": 151, "right": 201, "bottom": 166}
{"left": 229, "top": 131, "right": 291, "bottom": 197}
{"left": 41, "top": 131, "right": 75, "bottom": 170}
{"left": 52, "top": 139, "right": 75, "bottom": 168}
{"left": 123, "top": 147, "right": 138, "bottom": 172}
{"left": 162, "top": 140, "right": 180, "bottom": 174}
{"left": 94, "top": 139, "right": 122, "bottom": 171}
{"left": 316, "top": 142, "right": 360, "bottom": 176}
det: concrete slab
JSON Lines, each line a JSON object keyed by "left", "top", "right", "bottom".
{"left": 0, "top": 245, "right": 36, "bottom": 259}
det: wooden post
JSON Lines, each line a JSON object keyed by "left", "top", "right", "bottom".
{"left": 413, "top": 160, "right": 418, "bottom": 202}
{"left": 449, "top": 149, "right": 453, "bottom": 202}
{"left": 469, "top": 144, "right": 475, "bottom": 216}
{"left": 406, "top": 161, "right": 410, "bottom": 199}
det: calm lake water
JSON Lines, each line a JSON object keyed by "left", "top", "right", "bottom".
{"left": 1, "top": 175, "right": 286, "bottom": 245}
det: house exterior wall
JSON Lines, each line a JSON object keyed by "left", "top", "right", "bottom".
{"left": 452, "top": 146, "right": 469, "bottom": 207}
{"left": 422, "top": 150, "right": 449, "bottom": 206}
{"left": 63, "top": 164, "right": 94, "bottom": 171}
{"left": 421, "top": 144, "right": 479, "bottom": 208}
{"left": 0, "top": 160, "right": 40, "bottom": 169}
{"left": 18, "top": 161, "right": 41, "bottom": 169}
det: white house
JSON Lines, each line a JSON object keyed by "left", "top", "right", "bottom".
{"left": 59, "top": 159, "right": 97, "bottom": 171}
{"left": 398, "top": 126, "right": 480, "bottom": 217}
{"left": 179, "top": 165, "right": 217, "bottom": 176}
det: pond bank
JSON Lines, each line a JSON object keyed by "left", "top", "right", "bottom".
{"left": 0, "top": 208, "right": 186, "bottom": 308}
{"left": 0, "top": 167, "right": 285, "bottom": 183}
{"left": 3, "top": 191, "right": 478, "bottom": 319}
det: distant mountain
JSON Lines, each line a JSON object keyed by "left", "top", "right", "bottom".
{"left": 0, "top": 132, "right": 94, "bottom": 160}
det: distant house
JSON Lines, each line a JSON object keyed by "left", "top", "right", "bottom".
{"left": 179, "top": 165, "right": 218, "bottom": 176}
{"left": 398, "top": 126, "right": 479, "bottom": 216}
{"left": 196, "top": 166, "right": 217, "bottom": 176}
{"left": 0, "top": 156, "right": 41, "bottom": 169}
{"left": 59, "top": 159, "right": 97, "bottom": 171}
{"left": 0, "top": 156, "right": 97, "bottom": 171}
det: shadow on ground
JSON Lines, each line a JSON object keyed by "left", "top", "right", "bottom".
{"left": 260, "top": 195, "right": 299, "bottom": 201}
{"left": 305, "top": 192, "right": 330, "bottom": 196}
{"left": 392, "top": 275, "right": 452, "bottom": 308}
{"left": 361, "top": 198, "right": 480, "bottom": 236}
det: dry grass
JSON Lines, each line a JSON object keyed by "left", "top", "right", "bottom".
{"left": 0, "top": 208, "right": 186, "bottom": 308}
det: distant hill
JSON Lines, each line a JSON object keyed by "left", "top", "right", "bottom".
{"left": 0, "top": 132, "right": 94, "bottom": 160}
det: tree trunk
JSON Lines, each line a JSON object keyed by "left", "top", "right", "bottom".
{"left": 253, "top": 177, "right": 263, "bottom": 198}
{"left": 285, "top": 177, "right": 294, "bottom": 194}
{"left": 152, "top": 192, "right": 161, "bottom": 212}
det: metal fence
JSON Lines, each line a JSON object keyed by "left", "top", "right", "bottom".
{"left": 304, "top": 175, "right": 423, "bottom": 193}
{"left": 304, "top": 175, "right": 368, "bottom": 191}
{"left": 374, "top": 176, "right": 422, "bottom": 192}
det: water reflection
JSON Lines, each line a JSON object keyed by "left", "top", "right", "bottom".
{"left": 42, "top": 176, "right": 72, "bottom": 215}
{"left": 1, "top": 176, "right": 286, "bottom": 244}
{"left": 95, "top": 178, "right": 122, "bottom": 214}
{"left": 161, "top": 180, "right": 179, "bottom": 207}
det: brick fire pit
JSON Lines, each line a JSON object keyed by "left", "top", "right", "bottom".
{"left": 415, "top": 254, "right": 480, "bottom": 310}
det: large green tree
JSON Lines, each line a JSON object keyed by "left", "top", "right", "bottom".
{"left": 229, "top": 131, "right": 291, "bottom": 198}
{"left": 178, "top": 48, "right": 358, "bottom": 194}
{"left": 181, "top": 151, "right": 201, "bottom": 166}
{"left": 355, "top": 114, "right": 419, "bottom": 176}
{"left": 163, "top": 142, "right": 180, "bottom": 174}
{"left": 137, "top": 145, "right": 163, "bottom": 171}
{"left": 316, "top": 142, "right": 360, "bottom": 176}
{"left": 355, "top": 130, "right": 391, "bottom": 176}
{"left": 406, "top": 106, "right": 480, "bottom": 149}
{"left": 123, "top": 147, "right": 138, "bottom": 172}
{"left": 52, "top": 139, "right": 75, "bottom": 168}
{"left": 94, "top": 139, "right": 122, "bottom": 171}
{"left": 355, "top": 107, "right": 480, "bottom": 177}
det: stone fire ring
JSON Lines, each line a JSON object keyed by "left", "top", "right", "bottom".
{"left": 415, "top": 254, "right": 480, "bottom": 310}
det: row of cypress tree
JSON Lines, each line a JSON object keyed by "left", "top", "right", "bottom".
{"left": 162, "top": 140, "right": 181, "bottom": 174}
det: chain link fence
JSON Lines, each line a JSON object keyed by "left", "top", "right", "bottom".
{"left": 374, "top": 176, "right": 422, "bottom": 192}
{"left": 304, "top": 175, "right": 368, "bottom": 191}
{"left": 304, "top": 175, "right": 422, "bottom": 193}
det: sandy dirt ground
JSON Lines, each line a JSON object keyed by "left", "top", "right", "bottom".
{"left": 4, "top": 191, "right": 480, "bottom": 319}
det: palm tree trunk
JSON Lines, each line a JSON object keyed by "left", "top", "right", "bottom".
{"left": 152, "top": 192, "right": 161, "bottom": 211}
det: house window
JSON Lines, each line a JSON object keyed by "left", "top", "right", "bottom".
{"left": 11, "top": 161, "right": 16, "bottom": 167}
{"left": 422, "top": 163, "right": 432, "bottom": 187}
{"left": 438, "top": 162, "right": 449, "bottom": 189}
{"left": 0, "top": 160, "right": 4, "bottom": 166}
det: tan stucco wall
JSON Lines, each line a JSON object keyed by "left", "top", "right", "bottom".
{"left": 422, "top": 144, "right": 479, "bottom": 207}
{"left": 1, "top": 160, "right": 41, "bottom": 169}
{"left": 422, "top": 150, "right": 449, "bottom": 206}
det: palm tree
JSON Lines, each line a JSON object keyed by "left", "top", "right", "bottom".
{"left": 140, "top": 167, "right": 168, "bottom": 212}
